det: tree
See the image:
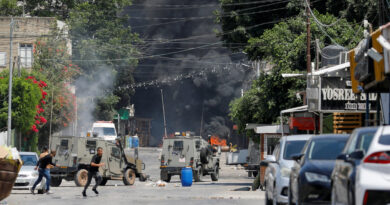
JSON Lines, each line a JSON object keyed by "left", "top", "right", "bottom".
{"left": 228, "top": 12, "right": 364, "bottom": 136}
{"left": 23, "top": 0, "right": 77, "bottom": 20}
{"left": 32, "top": 27, "right": 80, "bottom": 147}
{"left": 0, "top": 75, "right": 43, "bottom": 132}
{"left": 229, "top": 69, "right": 305, "bottom": 134}
{"left": 0, "top": 0, "right": 22, "bottom": 16}
{"left": 68, "top": 0, "right": 140, "bottom": 120}
{"left": 245, "top": 12, "right": 363, "bottom": 71}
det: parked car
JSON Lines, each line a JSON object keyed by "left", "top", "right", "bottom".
{"left": 263, "top": 135, "right": 311, "bottom": 205}
{"left": 330, "top": 127, "right": 378, "bottom": 205}
{"left": 333, "top": 126, "right": 390, "bottom": 205}
{"left": 288, "top": 134, "right": 349, "bottom": 205}
{"left": 13, "top": 152, "right": 46, "bottom": 194}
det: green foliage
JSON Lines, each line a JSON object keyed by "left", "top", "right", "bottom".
{"left": 0, "top": 76, "right": 42, "bottom": 132}
{"left": 0, "top": 0, "right": 21, "bottom": 16}
{"left": 23, "top": 0, "right": 77, "bottom": 20}
{"left": 93, "top": 95, "right": 119, "bottom": 121}
{"left": 68, "top": 0, "right": 140, "bottom": 118}
{"left": 229, "top": 69, "right": 305, "bottom": 133}
{"left": 245, "top": 12, "right": 363, "bottom": 71}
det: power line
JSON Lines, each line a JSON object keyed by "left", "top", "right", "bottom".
{"left": 130, "top": 0, "right": 290, "bottom": 8}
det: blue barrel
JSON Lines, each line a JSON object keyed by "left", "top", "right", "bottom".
{"left": 132, "top": 136, "right": 139, "bottom": 148}
{"left": 181, "top": 167, "right": 193, "bottom": 187}
{"left": 127, "top": 136, "right": 132, "bottom": 148}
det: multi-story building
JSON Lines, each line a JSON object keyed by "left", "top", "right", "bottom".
{"left": 0, "top": 17, "right": 70, "bottom": 70}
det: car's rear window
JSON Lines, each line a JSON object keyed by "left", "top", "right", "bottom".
{"left": 283, "top": 140, "right": 307, "bottom": 160}
{"left": 379, "top": 134, "right": 390, "bottom": 145}
{"left": 173, "top": 141, "right": 184, "bottom": 151}
{"left": 308, "top": 138, "right": 348, "bottom": 160}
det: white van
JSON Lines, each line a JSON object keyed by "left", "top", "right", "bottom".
{"left": 91, "top": 121, "right": 117, "bottom": 141}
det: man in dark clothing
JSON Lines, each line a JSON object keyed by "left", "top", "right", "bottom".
{"left": 82, "top": 147, "right": 105, "bottom": 197}
{"left": 31, "top": 150, "right": 57, "bottom": 194}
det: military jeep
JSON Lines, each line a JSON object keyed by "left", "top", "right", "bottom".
{"left": 160, "top": 133, "right": 220, "bottom": 182}
{"left": 49, "top": 136, "right": 146, "bottom": 187}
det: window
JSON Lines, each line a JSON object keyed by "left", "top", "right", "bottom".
{"left": 0, "top": 52, "right": 6, "bottom": 66}
{"left": 20, "top": 154, "right": 38, "bottom": 166}
{"left": 283, "top": 140, "right": 307, "bottom": 160}
{"left": 173, "top": 140, "right": 184, "bottom": 151}
{"left": 19, "top": 44, "right": 33, "bottom": 67}
{"left": 92, "top": 127, "right": 116, "bottom": 136}
{"left": 111, "top": 147, "right": 121, "bottom": 158}
{"left": 308, "top": 138, "right": 348, "bottom": 160}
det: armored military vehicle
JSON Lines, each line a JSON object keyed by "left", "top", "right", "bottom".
{"left": 245, "top": 138, "right": 260, "bottom": 177}
{"left": 49, "top": 136, "right": 146, "bottom": 187}
{"left": 160, "top": 132, "right": 220, "bottom": 182}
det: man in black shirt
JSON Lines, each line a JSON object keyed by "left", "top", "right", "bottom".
{"left": 31, "top": 150, "right": 57, "bottom": 194}
{"left": 82, "top": 147, "right": 105, "bottom": 197}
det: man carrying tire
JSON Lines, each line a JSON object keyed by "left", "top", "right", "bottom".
{"left": 82, "top": 147, "right": 105, "bottom": 197}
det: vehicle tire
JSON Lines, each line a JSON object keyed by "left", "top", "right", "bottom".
{"left": 160, "top": 171, "right": 171, "bottom": 182}
{"left": 210, "top": 166, "right": 219, "bottom": 181}
{"left": 74, "top": 169, "right": 88, "bottom": 187}
{"left": 139, "top": 173, "right": 147, "bottom": 182}
{"left": 123, "top": 168, "right": 136, "bottom": 185}
{"left": 200, "top": 148, "right": 209, "bottom": 164}
{"left": 347, "top": 183, "right": 355, "bottom": 205}
{"left": 248, "top": 171, "right": 252, "bottom": 178}
{"left": 265, "top": 183, "right": 273, "bottom": 205}
{"left": 50, "top": 177, "right": 62, "bottom": 187}
{"left": 253, "top": 171, "right": 258, "bottom": 178}
{"left": 193, "top": 167, "right": 202, "bottom": 182}
{"left": 100, "top": 178, "right": 108, "bottom": 186}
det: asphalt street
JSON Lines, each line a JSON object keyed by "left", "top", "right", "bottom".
{"left": 4, "top": 148, "right": 265, "bottom": 205}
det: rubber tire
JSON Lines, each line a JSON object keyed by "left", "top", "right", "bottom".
{"left": 193, "top": 168, "right": 202, "bottom": 182}
{"left": 200, "top": 148, "right": 209, "bottom": 164}
{"left": 210, "top": 166, "right": 219, "bottom": 181}
{"left": 50, "top": 177, "right": 62, "bottom": 187}
{"left": 100, "top": 178, "right": 108, "bottom": 186}
{"left": 160, "top": 171, "right": 171, "bottom": 182}
{"left": 123, "top": 168, "right": 136, "bottom": 185}
{"left": 74, "top": 169, "right": 88, "bottom": 187}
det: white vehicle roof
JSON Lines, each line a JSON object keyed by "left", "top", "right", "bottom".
{"left": 93, "top": 121, "right": 115, "bottom": 128}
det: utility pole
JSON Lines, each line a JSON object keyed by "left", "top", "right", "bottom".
{"left": 160, "top": 89, "right": 168, "bottom": 138}
{"left": 49, "top": 89, "right": 54, "bottom": 149}
{"left": 7, "top": 18, "right": 15, "bottom": 146}
{"left": 306, "top": 0, "right": 311, "bottom": 74}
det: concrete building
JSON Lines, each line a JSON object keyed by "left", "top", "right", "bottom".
{"left": 0, "top": 17, "right": 70, "bottom": 70}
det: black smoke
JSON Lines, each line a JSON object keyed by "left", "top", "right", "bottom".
{"left": 126, "top": 0, "right": 254, "bottom": 146}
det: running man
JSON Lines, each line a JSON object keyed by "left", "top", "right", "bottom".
{"left": 82, "top": 147, "right": 105, "bottom": 197}
{"left": 31, "top": 150, "right": 57, "bottom": 194}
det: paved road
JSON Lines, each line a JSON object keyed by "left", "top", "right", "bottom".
{"left": 5, "top": 148, "right": 265, "bottom": 205}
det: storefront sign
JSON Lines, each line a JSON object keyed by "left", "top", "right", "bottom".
{"left": 321, "top": 77, "right": 377, "bottom": 111}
